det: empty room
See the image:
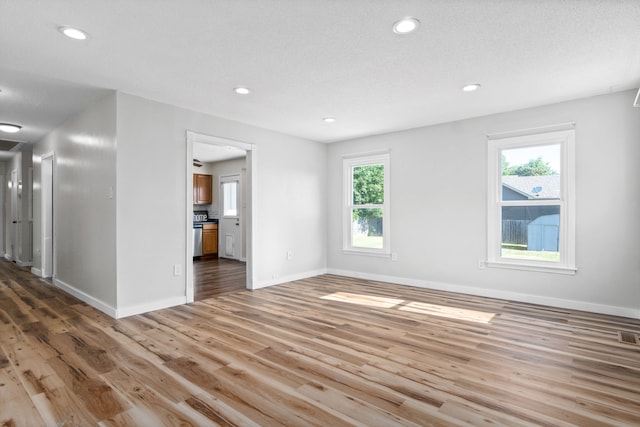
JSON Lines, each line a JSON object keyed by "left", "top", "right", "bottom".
{"left": 0, "top": 1, "right": 639, "bottom": 425}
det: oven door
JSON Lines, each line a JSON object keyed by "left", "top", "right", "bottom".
{"left": 193, "top": 224, "right": 203, "bottom": 257}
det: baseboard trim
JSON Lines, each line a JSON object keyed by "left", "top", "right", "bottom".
{"left": 31, "top": 267, "right": 42, "bottom": 277}
{"left": 254, "top": 268, "right": 328, "bottom": 290}
{"left": 327, "top": 268, "right": 640, "bottom": 320}
{"left": 17, "top": 260, "right": 33, "bottom": 268}
{"left": 116, "top": 296, "right": 188, "bottom": 319}
{"left": 53, "top": 278, "right": 117, "bottom": 318}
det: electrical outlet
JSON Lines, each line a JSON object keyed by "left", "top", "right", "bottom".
{"left": 391, "top": 252, "right": 398, "bottom": 261}
{"left": 286, "top": 250, "right": 293, "bottom": 260}
{"left": 174, "top": 264, "right": 182, "bottom": 276}
{"left": 478, "top": 259, "right": 486, "bottom": 269}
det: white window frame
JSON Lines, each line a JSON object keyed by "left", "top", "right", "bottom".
{"left": 487, "top": 126, "right": 576, "bottom": 274}
{"left": 343, "top": 151, "right": 391, "bottom": 257}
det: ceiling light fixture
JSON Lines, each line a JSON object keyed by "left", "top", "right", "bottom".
{"left": 234, "top": 87, "right": 251, "bottom": 95}
{"left": 393, "top": 17, "right": 420, "bottom": 34}
{"left": 322, "top": 117, "right": 337, "bottom": 123}
{"left": 0, "top": 123, "right": 22, "bottom": 133}
{"left": 462, "top": 83, "right": 481, "bottom": 92}
{"left": 59, "top": 26, "right": 89, "bottom": 40}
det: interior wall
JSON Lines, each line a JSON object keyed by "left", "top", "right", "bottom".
{"left": 32, "top": 93, "right": 118, "bottom": 310}
{"left": 115, "top": 92, "right": 327, "bottom": 314}
{"left": 327, "top": 90, "right": 640, "bottom": 318}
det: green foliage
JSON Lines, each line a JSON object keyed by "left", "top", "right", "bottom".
{"left": 353, "top": 164, "right": 384, "bottom": 205}
{"left": 351, "top": 164, "right": 385, "bottom": 237}
{"left": 502, "top": 156, "right": 557, "bottom": 176}
{"left": 351, "top": 164, "right": 384, "bottom": 223}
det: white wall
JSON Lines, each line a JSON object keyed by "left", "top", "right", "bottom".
{"left": 327, "top": 90, "right": 640, "bottom": 318}
{"left": 32, "top": 93, "right": 118, "bottom": 310}
{"left": 115, "top": 93, "right": 327, "bottom": 314}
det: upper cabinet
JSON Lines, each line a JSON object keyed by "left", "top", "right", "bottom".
{"left": 193, "top": 173, "right": 212, "bottom": 204}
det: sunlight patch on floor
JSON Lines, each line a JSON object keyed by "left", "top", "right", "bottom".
{"left": 399, "top": 301, "right": 495, "bottom": 323}
{"left": 321, "top": 292, "right": 495, "bottom": 323}
{"left": 321, "top": 292, "right": 404, "bottom": 308}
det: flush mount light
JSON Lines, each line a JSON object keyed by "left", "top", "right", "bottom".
{"left": 58, "top": 26, "right": 89, "bottom": 40}
{"left": 462, "top": 83, "right": 481, "bottom": 92}
{"left": 233, "top": 87, "right": 251, "bottom": 95}
{"left": 322, "top": 117, "right": 337, "bottom": 123}
{"left": 0, "top": 123, "right": 22, "bottom": 133}
{"left": 393, "top": 17, "right": 420, "bottom": 34}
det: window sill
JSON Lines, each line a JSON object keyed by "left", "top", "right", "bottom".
{"left": 486, "top": 260, "right": 577, "bottom": 275}
{"left": 342, "top": 249, "right": 391, "bottom": 259}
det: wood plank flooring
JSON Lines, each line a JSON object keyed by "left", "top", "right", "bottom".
{"left": 1, "top": 259, "right": 640, "bottom": 426}
{"left": 194, "top": 257, "right": 246, "bottom": 300}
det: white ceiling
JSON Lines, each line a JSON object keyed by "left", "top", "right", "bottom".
{"left": 193, "top": 142, "right": 246, "bottom": 163}
{"left": 1, "top": 0, "right": 639, "bottom": 146}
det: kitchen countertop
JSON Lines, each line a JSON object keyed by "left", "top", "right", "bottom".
{"left": 194, "top": 219, "right": 218, "bottom": 226}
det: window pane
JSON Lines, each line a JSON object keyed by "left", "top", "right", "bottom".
{"left": 223, "top": 182, "right": 237, "bottom": 216}
{"left": 501, "top": 144, "right": 560, "bottom": 201}
{"left": 501, "top": 206, "right": 560, "bottom": 261}
{"left": 351, "top": 208, "right": 383, "bottom": 249}
{"left": 352, "top": 164, "right": 384, "bottom": 205}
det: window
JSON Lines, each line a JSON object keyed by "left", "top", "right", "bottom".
{"left": 343, "top": 152, "right": 390, "bottom": 255}
{"left": 487, "top": 126, "right": 576, "bottom": 274}
{"left": 222, "top": 181, "right": 238, "bottom": 217}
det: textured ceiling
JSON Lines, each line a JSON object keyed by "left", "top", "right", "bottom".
{"left": 1, "top": 0, "right": 639, "bottom": 145}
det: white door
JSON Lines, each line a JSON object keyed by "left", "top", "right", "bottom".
{"left": 42, "top": 156, "right": 54, "bottom": 278}
{"left": 10, "top": 169, "right": 18, "bottom": 261}
{"left": 219, "top": 174, "right": 241, "bottom": 260}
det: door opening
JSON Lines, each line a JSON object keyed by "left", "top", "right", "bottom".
{"left": 185, "top": 131, "right": 257, "bottom": 303}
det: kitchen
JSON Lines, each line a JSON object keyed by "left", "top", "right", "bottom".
{"left": 192, "top": 142, "right": 247, "bottom": 299}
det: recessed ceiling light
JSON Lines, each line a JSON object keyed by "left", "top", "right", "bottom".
{"left": 0, "top": 123, "right": 22, "bottom": 133}
{"left": 234, "top": 87, "right": 251, "bottom": 95}
{"left": 322, "top": 117, "right": 337, "bottom": 123}
{"left": 393, "top": 17, "right": 420, "bottom": 34}
{"left": 59, "top": 26, "right": 89, "bottom": 40}
{"left": 462, "top": 83, "right": 481, "bottom": 92}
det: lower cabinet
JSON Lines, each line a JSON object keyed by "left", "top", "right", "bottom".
{"left": 202, "top": 224, "right": 218, "bottom": 255}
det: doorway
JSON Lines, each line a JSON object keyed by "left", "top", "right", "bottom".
{"left": 185, "top": 131, "right": 257, "bottom": 303}
{"left": 41, "top": 154, "right": 54, "bottom": 278}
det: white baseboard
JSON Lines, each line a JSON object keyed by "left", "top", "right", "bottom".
{"left": 31, "top": 267, "right": 42, "bottom": 277}
{"left": 54, "top": 278, "right": 117, "bottom": 318}
{"left": 327, "top": 268, "right": 640, "bottom": 320}
{"left": 4, "top": 253, "right": 11, "bottom": 261}
{"left": 253, "top": 268, "right": 328, "bottom": 290}
{"left": 116, "top": 296, "right": 188, "bottom": 319}
{"left": 17, "top": 260, "right": 33, "bottom": 268}
{"left": 52, "top": 278, "right": 187, "bottom": 319}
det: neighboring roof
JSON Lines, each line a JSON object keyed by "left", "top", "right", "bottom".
{"left": 502, "top": 175, "right": 560, "bottom": 199}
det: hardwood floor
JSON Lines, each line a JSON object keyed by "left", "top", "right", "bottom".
{"left": 194, "top": 257, "right": 246, "bottom": 300}
{"left": 1, "top": 259, "right": 639, "bottom": 426}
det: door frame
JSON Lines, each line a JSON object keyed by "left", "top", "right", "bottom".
{"left": 185, "top": 131, "right": 257, "bottom": 303}
{"left": 40, "top": 152, "right": 55, "bottom": 278}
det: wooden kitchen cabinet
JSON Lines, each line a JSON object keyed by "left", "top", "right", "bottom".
{"left": 202, "top": 223, "right": 218, "bottom": 255}
{"left": 193, "top": 174, "right": 212, "bottom": 204}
